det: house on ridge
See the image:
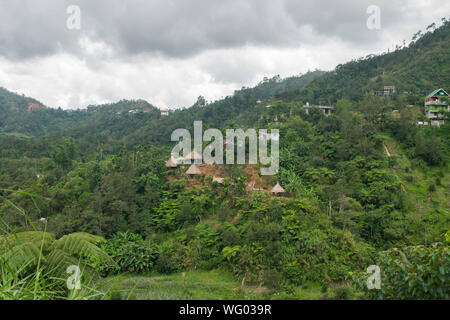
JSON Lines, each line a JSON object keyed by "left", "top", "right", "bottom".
{"left": 424, "top": 88, "right": 449, "bottom": 126}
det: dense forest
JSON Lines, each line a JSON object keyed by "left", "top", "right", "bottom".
{"left": 0, "top": 20, "right": 449, "bottom": 300}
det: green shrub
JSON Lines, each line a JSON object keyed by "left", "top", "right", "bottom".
{"left": 154, "top": 241, "right": 184, "bottom": 274}
{"left": 324, "top": 284, "right": 354, "bottom": 300}
{"left": 222, "top": 227, "right": 240, "bottom": 247}
{"left": 351, "top": 243, "right": 449, "bottom": 299}
{"left": 102, "top": 232, "right": 157, "bottom": 274}
{"left": 263, "top": 269, "right": 282, "bottom": 290}
{"left": 155, "top": 253, "right": 180, "bottom": 274}
{"left": 218, "top": 204, "right": 233, "bottom": 223}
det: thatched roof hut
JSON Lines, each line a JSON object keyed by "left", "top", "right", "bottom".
{"left": 270, "top": 183, "right": 286, "bottom": 195}
{"left": 186, "top": 164, "right": 202, "bottom": 176}
{"left": 165, "top": 157, "right": 178, "bottom": 168}
{"left": 184, "top": 151, "right": 202, "bottom": 162}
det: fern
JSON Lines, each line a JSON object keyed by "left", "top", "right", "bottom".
{"left": 51, "top": 234, "right": 115, "bottom": 270}
{"left": 66, "top": 232, "right": 106, "bottom": 246}
{"left": 0, "top": 242, "right": 42, "bottom": 274}
{"left": 45, "top": 249, "right": 80, "bottom": 279}
{"left": 0, "top": 232, "right": 54, "bottom": 255}
{"left": 0, "top": 231, "right": 116, "bottom": 283}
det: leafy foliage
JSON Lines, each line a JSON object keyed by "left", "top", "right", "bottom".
{"left": 102, "top": 232, "right": 158, "bottom": 273}
{"left": 0, "top": 231, "right": 115, "bottom": 279}
{"left": 1, "top": 20, "right": 449, "bottom": 300}
{"left": 352, "top": 243, "right": 449, "bottom": 299}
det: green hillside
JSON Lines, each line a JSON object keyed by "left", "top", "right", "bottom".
{"left": 0, "top": 21, "right": 449, "bottom": 300}
{"left": 283, "top": 19, "right": 450, "bottom": 104}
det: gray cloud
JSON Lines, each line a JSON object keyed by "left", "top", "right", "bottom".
{"left": 0, "top": 0, "right": 448, "bottom": 109}
{"left": 0, "top": 0, "right": 440, "bottom": 61}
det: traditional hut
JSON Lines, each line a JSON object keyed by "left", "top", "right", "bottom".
{"left": 185, "top": 164, "right": 202, "bottom": 177}
{"left": 182, "top": 151, "right": 203, "bottom": 163}
{"left": 270, "top": 183, "right": 286, "bottom": 195}
{"left": 165, "top": 157, "right": 178, "bottom": 168}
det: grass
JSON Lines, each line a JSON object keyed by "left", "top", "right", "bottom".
{"left": 0, "top": 265, "right": 356, "bottom": 300}
{"left": 0, "top": 264, "right": 108, "bottom": 300}
{"left": 95, "top": 269, "right": 329, "bottom": 300}
{"left": 96, "top": 269, "right": 269, "bottom": 300}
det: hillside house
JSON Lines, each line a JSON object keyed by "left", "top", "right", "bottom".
{"left": 383, "top": 86, "right": 397, "bottom": 95}
{"left": 424, "top": 88, "right": 449, "bottom": 126}
{"left": 27, "top": 102, "right": 41, "bottom": 112}
{"left": 161, "top": 109, "right": 169, "bottom": 116}
{"left": 260, "top": 131, "right": 279, "bottom": 141}
{"left": 304, "top": 102, "right": 334, "bottom": 116}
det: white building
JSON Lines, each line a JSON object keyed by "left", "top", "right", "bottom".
{"left": 304, "top": 102, "right": 334, "bottom": 116}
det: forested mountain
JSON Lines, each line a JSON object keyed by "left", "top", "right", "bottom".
{"left": 116, "top": 20, "right": 450, "bottom": 152}
{"left": 0, "top": 20, "right": 448, "bottom": 300}
{"left": 4, "top": 15, "right": 448, "bottom": 146}
{"left": 0, "top": 70, "right": 324, "bottom": 139}
{"left": 284, "top": 19, "right": 450, "bottom": 105}
{"left": 0, "top": 87, "right": 42, "bottom": 112}
{"left": 0, "top": 89, "right": 161, "bottom": 137}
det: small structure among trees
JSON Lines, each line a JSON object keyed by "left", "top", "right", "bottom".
{"left": 304, "top": 102, "right": 334, "bottom": 116}
{"left": 27, "top": 102, "right": 42, "bottom": 112}
{"left": 185, "top": 164, "right": 202, "bottom": 177}
{"left": 165, "top": 157, "right": 178, "bottom": 168}
{"left": 183, "top": 151, "right": 203, "bottom": 163}
{"left": 270, "top": 183, "right": 286, "bottom": 196}
{"left": 383, "top": 86, "right": 397, "bottom": 95}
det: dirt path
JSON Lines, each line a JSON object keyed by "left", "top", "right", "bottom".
{"left": 383, "top": 143, "right": 391, "bottom": 157}
{"left": 383, "top": 142, "right": 407, "bottom": 193}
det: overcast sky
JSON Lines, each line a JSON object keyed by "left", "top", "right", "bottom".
{"left": 0, "top": 0, "right": 448, "bottom": 110}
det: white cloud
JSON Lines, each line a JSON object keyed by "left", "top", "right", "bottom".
{"left": 0, "top": 41, "right": 372, "bottom": 109}
{"left": 0, "top": 0, "right": 448, "bottom": 109}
